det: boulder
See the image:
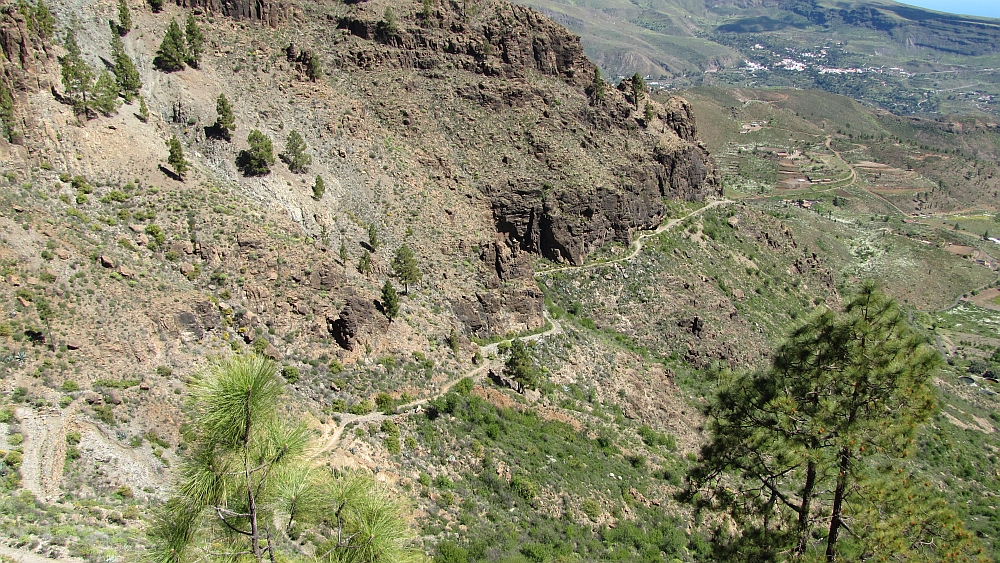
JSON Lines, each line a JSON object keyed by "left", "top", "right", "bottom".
{"left": 328, "top": 294, "right": 387, "bottom": 351}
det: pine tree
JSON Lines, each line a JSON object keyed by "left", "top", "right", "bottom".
{"left": 167, "top": 136, "right": 189, "bottom": 180}
{"left": 631, "top": 72, "right": 644, "bottom": 106}
{"left": 237, "top": 129, "right": 275, "bottom": 176}
{"left": 34, "top": 0, "right": 56, "bottom": 38}
{"left": 117, "top": 0, "right": 131, "bottom": 35}
{"left": 505, "top": 339, "right": 540, "bottom": 389}
{"left": 154, "top": 19, "right": 187, "bottom": 72}
{"left": 381, "top": 279, "right": 399, "bottom": 322}
{"left": 184, "top": 12, "right": 203, "bottom": 68}
{"left": 214, "top": 93, "right": 235, "bottom": 140}
{"left": 148, "top": 0, "right": 163, "bottom": 13}
{"left": 339, "top": 239, "right": 348, "bottom": 268}
{"left": 368, "top": 223, "right": 379, "bottom": 250}
{"left": 312, "top": 175, "right": 325, "bottom": 200}
{"left": 91, "top": 70, "right": 120, "bottom": 116}
{"left": 358, "top": 251, "right": 372, "bottom": 276}
{"left": 35, "top": 297, "right": 55, "bottom": 351}
{"left": 137, "top": 95, "right": 149, "bottom": 122}
{"left": 0, "top": 81, "right": 14, "bottom": 142}
{"left": 281, "top": 130, "right": 311, "bottom": 173}
{"left": 110, "top": 34, "right": 141, "bottom": 102}
{"left": 146, "top": 355, "right": 423, "bottom": 563}
{"left": 392, "top": 244, "right": 421, "bottom": 294}
{"left": 686, "top": 282, "right": 954, "bottom": 561}
{"left": 588, "top": 67, "right": 605, "bottom": 104}
{"left": 306, "top": 52, "right": 322, "bottom": 82}
{"left": 60, "top": 30, "right": 95, "bottom": 118}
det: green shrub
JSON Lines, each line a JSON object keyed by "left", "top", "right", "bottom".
{"left": 3, "top": 450, "right": 22, "bottom": 468}
{"left": 156, "top": 365, "right": 172, "bottom": 377}
{"left": 252, "top": 337, "right": 269, "bottom": 355}
{"left": 434, "top": 541, "right": 468, "bottom": 563}
{"left": 7, "top": 433, "right": 23, "bottom": 446}
{"left": 581, "top": 498, "right": 601, "bottom": 519}
{"left": 281, "top": 365, "right": 300, "bottom": 384}
{"left": 61, "top": 380, "right": 80, "bottom": 392}
{"left": 384, "top": 435, "right": 400, "bottom": 454}
{"left": 348, "top": 400, "right": 374, "bottom": 415}
{"left": 375, "top": 392, "right": 394, "bottom": 412}
{"left": 510, "top": 475, "right": 538, "bottom": 500}
{"left": 453, "top": 377, "right": 474, "bottom": 396}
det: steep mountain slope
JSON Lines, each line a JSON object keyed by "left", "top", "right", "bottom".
{"left": 0, "top": 0, "right": 724, "bottom": 556}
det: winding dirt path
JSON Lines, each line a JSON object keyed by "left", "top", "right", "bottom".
{"left": 311, "top": 199, "right": 735, "bottom": 461}
{"left": 535, "top": 198, "right": 733, "bottom": 277}
{"left": 309, "top": 313, "right": 564, "bottom": 462}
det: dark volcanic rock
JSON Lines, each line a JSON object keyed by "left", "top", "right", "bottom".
{"left": 177, "top": 0, "right": 287, "bottom": 26}
{"left": 328, "top": 293, "right": 387, "bottom": 351}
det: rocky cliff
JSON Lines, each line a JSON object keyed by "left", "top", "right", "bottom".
{"left": 323, "top": 0, "right": 720, "bottom": 267}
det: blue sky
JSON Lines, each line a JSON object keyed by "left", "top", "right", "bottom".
{"left": 897, "top": 0, "right": 1000, "bottom": 18}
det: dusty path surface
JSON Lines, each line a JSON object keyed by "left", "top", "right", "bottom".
{"left": 14, "top": 403, "right": 76, "bottom": 502}
{"left": 534, "top": 198, "right": 732, "bottom": 277}
{"left": 309, "top": 313, "right": 564, "bottom": 462}
{"left": 313, "top": 200, "right": 738, "bottom": 461}
{"left": 0, "top": 544, "right": 84, "bottom": 563}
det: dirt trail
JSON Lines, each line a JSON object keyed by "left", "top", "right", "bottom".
{"left": 309, "top": 313, "right": 564, "bottom": 462}
{"left": 535, "top": 199, "right": 732, "bottom": 276}
{"left": 312, "top": 202, "right": 736, "bottom": 461}
{"left": 14, "top": 403, "right": 76, "bottom": 501}
{"left": 0, "top": 545, "right": 84, "bottom": 563}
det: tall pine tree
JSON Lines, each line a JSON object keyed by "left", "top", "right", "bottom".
{"left": 685, "top": 283, "right": 973, "bottom": 561}
{"left": 392, "top": 244, "right": 421, "bottom": 294}
{"left": 381, "top": 280, "right": 399, "bottom": 323}
{"left": 154, "top": 19, "right": 187, "bottom": 72}
{"left": 237, "top": 130, "right": 275, "bottom": 176}
{"left": 60, "top": 31, "right": 95, "bottom": 118}
{"left": 281, "top": 130, "right": 311, "bottom": 173}
{"left": 110, "top": 34, "right": 141, "bottom": 102}
{"left": 167, "top": 136, "right": 189, "bottom": 180}
{"left": 185, "top": 13, "right": 203, "bottom": 68}
{"left": 117, "top": 0, "right": 131, "bottom": 35}
{"left": 214, "top": 93, "right": 235, "bottom": 140}
{"left": 91, "top": 70, "right": 120, "bottom": 116}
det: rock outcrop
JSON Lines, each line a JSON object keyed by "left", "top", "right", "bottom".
{"left": 328, "top": 293, "right": 388, "bottom": 351}
{"left": 177, "top": 0, "right": 288, "bottom": 26}
{"left": 328, "top": 0, "right": 720, "bottom": 267}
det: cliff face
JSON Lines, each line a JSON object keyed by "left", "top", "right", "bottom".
{"left": 327, "top": 0, "right": 720, "bottom": 267}
{"left": 177, "top": 0, "right": 288, "bottom": 26}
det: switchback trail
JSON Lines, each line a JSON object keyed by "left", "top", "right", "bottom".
{"left": 313, "top": 199, "right": 735, "bottom": 460}
{"left": 309, "top": 312, "right": 563, "bottom": 461}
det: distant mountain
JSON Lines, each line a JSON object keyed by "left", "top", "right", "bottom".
{"left": 511, "top": 0, "right": 1000, "bottom": 116}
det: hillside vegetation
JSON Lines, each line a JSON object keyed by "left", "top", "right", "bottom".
{"left": 1, "top": 0, "right": 1000, "bottom": 561}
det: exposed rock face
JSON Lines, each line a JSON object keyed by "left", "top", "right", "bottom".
{"left": 176, "top": 0, "right": 287, "bottom": 26}
{"left": 328, "top": 293, "right": 387, "bottom": 351}
{"left": 329, "top": 0, "right": 719, "bottom": 268}
{"left": 334, "top": 1, "right": 591, "bottom": 86}
{"left": 1, "top": 0, "right": 50, "bottom": 144}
